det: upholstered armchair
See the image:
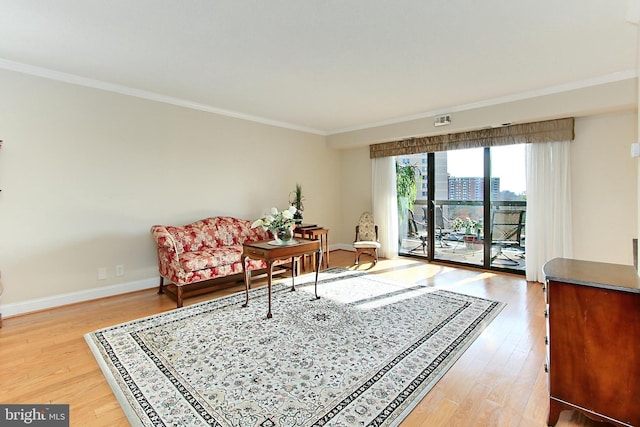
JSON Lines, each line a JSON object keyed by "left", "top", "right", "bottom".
{"left": 353, "top": 212, "right": 381, "bottom": 265}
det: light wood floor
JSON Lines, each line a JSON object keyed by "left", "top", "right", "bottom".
{"left": 0, "top": 250, "right": 612, "bottom": 427}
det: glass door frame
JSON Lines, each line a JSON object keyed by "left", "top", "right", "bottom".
{"left": 401, "top": 148, "right": 525, "bottom": 275}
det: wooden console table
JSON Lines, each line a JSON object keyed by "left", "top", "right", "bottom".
{"left": 542, "top": 258, "right": 640, "bottom": 427}
{"left": 241, "top": 238, "right": 322, "bottom": 319}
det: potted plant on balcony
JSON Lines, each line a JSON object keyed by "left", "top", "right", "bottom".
{"left": 451, "top": 217, "right": 482, "bottom": 248}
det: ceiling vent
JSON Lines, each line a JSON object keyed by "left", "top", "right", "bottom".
{"left": 434, "top": 114, "right": 451, "bottom": 127}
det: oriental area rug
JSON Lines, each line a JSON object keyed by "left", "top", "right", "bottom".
{"left": 85, "top": 268, "right": 505, "bottom": 427}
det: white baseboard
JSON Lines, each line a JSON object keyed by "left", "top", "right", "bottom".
{"left": 1, "top": 277, "right": 158, "bottom": 318}
{"left": 332, "top": 243, "right": 355, "bottom": 252}
{"left": 0, "top": 246, "right": 355, "bottom": 319}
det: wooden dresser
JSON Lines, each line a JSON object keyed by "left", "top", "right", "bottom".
{"left": 542, "top": 258, "right": 640, "bottom": 427}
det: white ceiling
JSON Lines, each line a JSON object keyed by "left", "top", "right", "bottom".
{"left": 0, "top": 0, "right": 637, "bottom": 134}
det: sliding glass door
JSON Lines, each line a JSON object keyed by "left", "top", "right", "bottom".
{"left": 397, "top": 144, "right": 526, "bottom": 273}
{"left": 489, "top": 144, "right": 526, "bottom": 269}
{"left": 433, "top": 148, "right": 485, "bottom": 267}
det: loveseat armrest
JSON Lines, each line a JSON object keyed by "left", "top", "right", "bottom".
{"left": 151, "top": 225, "right": 177, "bottom": 249}
{"left": 150, "top": 225, "right": 182, "bottom": 283}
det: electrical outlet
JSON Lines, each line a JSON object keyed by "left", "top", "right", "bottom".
{"left": 115, "top": 264, "right": 125, "bottom": 277}
{"left": 98, "top": 267, "right": 107, "bottom": 280}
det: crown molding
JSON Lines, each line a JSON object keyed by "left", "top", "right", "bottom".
{"left": 1, "top": 58, "right": 635, "bottom": 137}
{"left": 326, "top": 69, "right": 639, "bottom": 135}
{"left": 0, "top": 58, "right": 327, "bottom": 135}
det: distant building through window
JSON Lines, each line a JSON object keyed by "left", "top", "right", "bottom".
{"left": 447, "top": 177, "right": 500, "bottom": 201}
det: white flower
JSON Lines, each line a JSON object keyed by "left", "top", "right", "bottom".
{"left": 451, "top": 217, "right": 481, "bottom": 233}
{"left": 253, "top": 206, "right": 297, "bottom": 232}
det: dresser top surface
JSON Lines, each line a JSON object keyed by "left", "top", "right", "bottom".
{"left": 543, "top": 258, "right": 640, "bottom": 293}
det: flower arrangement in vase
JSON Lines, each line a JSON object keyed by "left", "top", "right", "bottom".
{"left": 252, "top": 206, "right": 298, "bottom": 244}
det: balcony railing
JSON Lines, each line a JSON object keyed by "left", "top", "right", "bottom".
{"left": 403, "top": 199, "right": 526, "bottom": 271}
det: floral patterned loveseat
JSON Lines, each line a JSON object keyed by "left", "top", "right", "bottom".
{"left": 151, "top": 216, "right": 285, "bottom": 308}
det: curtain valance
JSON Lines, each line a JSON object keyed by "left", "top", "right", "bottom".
{"left": 369, "top": 117, "right": 574, "bottom": 158}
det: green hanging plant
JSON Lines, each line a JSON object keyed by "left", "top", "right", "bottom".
{"left": 396, "top": 163, "right": 420, "bottom": 212}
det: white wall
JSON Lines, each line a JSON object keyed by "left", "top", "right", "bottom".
{"left": 0, "top": 69, "right": 341, "bottom": 311}
{"left": 338, "top": 146, "right": 372, "bottom": 244}
{"left": 571, "top": 112, "right": 637, "bottom": 264}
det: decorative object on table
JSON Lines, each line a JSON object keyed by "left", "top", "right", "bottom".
{"left": 252, "top": 206, "right": 298, "bottom": 245}
{"left": 85, "top": 267, "right": 504, "bottom": 427}
{"left": 289, "top": 183, "right": 305, "bottom": 223}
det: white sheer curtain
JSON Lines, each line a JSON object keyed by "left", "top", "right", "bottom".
{"left": 525, "top": 141, "right": 573, "bottom": 282}
{"left": 372, "top": 156, "right": 399, "bottom": 259}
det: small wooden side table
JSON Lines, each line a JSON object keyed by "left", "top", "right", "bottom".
{"left": 294, "top": 226, "right": 329, "bottom": 271}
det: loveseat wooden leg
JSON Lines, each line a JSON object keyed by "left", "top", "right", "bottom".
{"left": 176, "top": 285, "right": 183, "bottom": 308}
{"left": 158, "top": 277, "right": 164, "bottom": 294}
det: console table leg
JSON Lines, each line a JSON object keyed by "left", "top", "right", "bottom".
{"left": 266, "top": 262, "right": 273, "bottom": 319}
{"left": 241, "top": 255, "right": 250, "bottom": 308}
{"left": 324, "top": 233, "right": 329, "bottom": 268}
{"left": 290, "top": 257, "right": 296, "bottom": 291}
{"left": 313, "top": 249, "right": 322, "bottom": 300}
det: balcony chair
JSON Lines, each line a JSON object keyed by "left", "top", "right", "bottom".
{"left": 491, "top": 209, "right": 525, "bottom": 266}
{"left": 353, "top": 212, "right": 381, "bottom": 265}
{"left": 407, "top": 209, "right": 428, "bottom": 253}
{"left": 435, "top": 206, "right": 454, "bottom": 247}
